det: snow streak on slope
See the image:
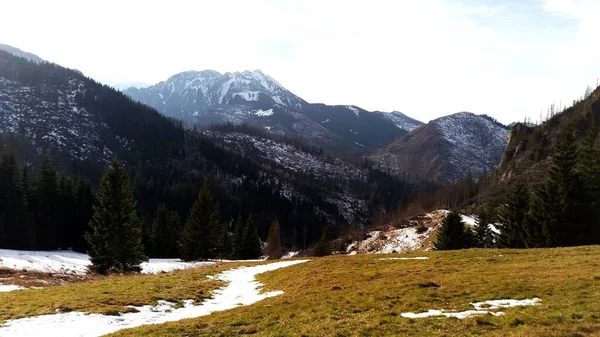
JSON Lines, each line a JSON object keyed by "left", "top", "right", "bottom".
{"left": 0, "top": 249, "right": 215, "bottom": 275}
{"left": 378, "top": 111, "right": 423, "bottom": 131}
{"left": 0, "top": 260, "right": 309, "bottom": 337}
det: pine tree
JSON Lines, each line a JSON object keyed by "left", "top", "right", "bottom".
{"left": 180, "top": 185, "right": 220, "bottom": 261}
{"left": 264, "top": 219, "right": 283, "bottom": 260}
{"left": 497, "top": 180, "right": 529, "bottom": 248}
{"left": 0, "top": 150, "right": 28, "bottom": 249}
{"left": 233, "top": 214, "right": 246, "bottom": 259}
{"left": 151, "top": 204, "right": 170, "bottom": 257}
{"left": 434, "top": 211, "right": 470, "bottom": 250}
{"left": 33, "top": 157, "right": 58, "bottom": 250}
{"left": 473, "top": 207, "right": 495, "bottom": 248}
{"left": 577, "top": 124, "right": 600, "bottom": 243}
{"left": 524, "top": 185, "right": 552, "bottom": 248}
{"left": 241, "top": 215, "right": 262, "bottom": 259}
{"left": 20, "top": 165, "right": 35, "bottom": 249}
{"left": 544, "top": 123, "right": 585, "bottom": 246}
{"left": 86, "top": 158, "right": 147, "bottom": 274}
{"left": 215, "top": 222, "right": 232, "bottom": 259}
{"left": 312, "top": 226, "right": 332, "bottom": 257}
{"left": 73, "top": 179, "right": 93, "bottom": 252}
{"left": 57, "top": 172, "right": 76, "bottom": 249}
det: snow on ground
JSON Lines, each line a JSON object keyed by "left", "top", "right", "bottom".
{"left": 348, "top": 226, "right": 435, "bottom": 254}
{"left": 401, "top": 298, "right": 541, "bottom": 319}
{"left": 0, "top": 260, "right": 309, "bottom": 337}
{"left": 281, "top": 251, "right": 299, "bottom": 259}
{"left": 0, "top": 285, "right": 25, "bottom": 292}
{"left": 0, "top": 249, "right": 215, "bottom": 276}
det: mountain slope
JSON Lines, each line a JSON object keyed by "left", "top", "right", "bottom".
{"left": 0, "top": 44, "right": 43, "bottom": 63}
{"left": 499, "top": 86, "right": 600, "bottom": 181}
{"left": 125, "top": 70, "right": 422, "bottom": 152}
{"left": 372, "top": 112, "right": 509, "bottom": 182}
{"left": 0, "top": 49, "right": 183, "bottom": 175}
{"left": 0, "top": 50, "right": 418, "bottom": 248}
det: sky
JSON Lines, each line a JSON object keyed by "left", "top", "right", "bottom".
{"left": 2, "top": 0, "right": 600, "bottom": 124}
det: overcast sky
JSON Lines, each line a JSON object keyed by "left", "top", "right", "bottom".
{"left": 2, "top": 0, "right": 600, "bottom": 124}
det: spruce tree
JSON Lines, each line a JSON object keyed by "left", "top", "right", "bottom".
{"left": 180, "top": 185, "right": 220, "bottom": 261}
{"left": 151, "top": 204, "right": 170, "bottom": 257}
{"left": 233, "top": 214, "right": 246, "bottom": 259}
{"left": 0, "top": 150, "right": 28, "bottom": 249}
{"left": 497, "top": 180, "right": 529, "bottom": 248}
{"left": 215, "top": 222, "right": 232, "bottom": 259}
{"left": 434, "top": 211, "right": 470, "bottom": 250}
{"left": 544, "top": 123, "right": 585, "bottom": 246}
{"left": 313, "top": 226, "right": 332, "bottom": 257}
{"left": 577, "top": 124, "right": 600, "bottom": 243}
{"left": 86, "top": 158, "right": 147, "bottom": 274}
{"left": 525, "top": 186, "right": 552, "bottom": 248}
{"left": 73, "top": 179, "right": 93, "bottom": 252}
{"left": 264, "top": 219, "right": 283, "bottom": 260}
{"left": 473, "top": 207, "right": 495, "bottom": 248}
{"left": 241, "top": 215, "right": 262, "bottom": 259}
{"left": 34, "top": 157, "right": 58, "bottom": 250}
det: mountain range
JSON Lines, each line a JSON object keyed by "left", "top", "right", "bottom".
{"left": 124, "top": 70, "right": 423, "bottom": 152}
{"left": 0, "top": 42, "right": 513, "bottom": 190}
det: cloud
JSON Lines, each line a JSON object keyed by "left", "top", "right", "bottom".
{"left": 1, "top": 0, "right": 599, "bottom": 124}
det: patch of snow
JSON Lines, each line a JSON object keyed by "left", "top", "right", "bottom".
{"left": 346, "top": 105, "right": 360, "bottom": 117}
{"left": 254, "top": 108, "right": 274, "bottom": 117}
{"left": 233, "top": 91, "right": 261, "bottom": 101}
{"left": 379, "top": 257, "right": 429, "bottom": 261}
{"left": 281, "top": 251, "right": 299, "bottom": 259}
{"left": 0, "top": 260, "right": 309, "bottom": 337}
{"left": 322, "top": 118, "right": 330, "bottom": 123}
{"left": 0, "top": 249, "right": 215, "bottom": 275}
{"left": 192, "top": 111, "right": 199, "bottom": 117}
{"left": 354, "top": 142, "right": 365, "bottom": 148}
{"left": 401, "top": 298, "right": 541, "bottom": 319}
{"left": 461, "top": 215, "right": 478, "bottom": 227}
{"left": 0, "top": 285, "right": 25, "bottom": 292}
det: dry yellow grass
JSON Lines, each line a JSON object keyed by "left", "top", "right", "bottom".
{"left": 110, "top": 247, "right": 600, "bottom": 337}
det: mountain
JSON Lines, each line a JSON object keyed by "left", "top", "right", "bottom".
{"left": 0, "top": 49, "right": 182, "bottom": 176}
{"left": 372, "top": 112, "right": 509, "bottom": 183}
{"left": 110, "top": 81, "right": 150, "bottom": 91}
{"left": 125, "top": 70, "right": 422, "bottom": 152}
{"left": 499, "top": 86, "right": 600, "bottom": 181}
{"left": 0, "top": 44, "right": 44, "bottom": 63}
{"left": 0, "top": 49, "right": 417, "bottom": 248}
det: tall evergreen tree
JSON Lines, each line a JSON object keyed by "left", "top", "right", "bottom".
{"left": 577, "top": 124, "right": 600, "bottom": 243}
{"left": 0, "top": 150, "right": 28, "bottom": 249}
{"left": 215, "top": 222, "right": 233, "bottom": 259}
{"left": 86, "top": 158, "right": 147, "bottom": 274}
{"left": 497, "top": 180, "right": 529, "bottom": 248}
{"left": 264, "top": 218, "right": 283, "bottom": 260}
{"left": 151, "top": 204, "right": 183, "bottom": 258}
{"left": 434, "top": 211, "right": 470, "bottom": 250}
{"left": 73, "top": 179, "right": 93, "bottom": 252}
{"left": 241, "top": 215, "right": 262, "bottom": 259}
{"left": 473, "top": 207, "right": 495, "bottom": 248}
{"left": 312, "top": 226, "right": 332, "bottom": 257}
{"left": 57, "top": 172, "right": 77, "bottom": 249}
{"left": 180, "top": 185, "right": 220, "bottom": 261}
{"left": 524, "top": 185, "right": 552, "bottom": 248}
{"left": 543, "top": 123, "right": 585, "bottom": 246}
{"left": 33, "top": 157, "right": 58, "bottom": 250}
{"left": 233, "top": 214, "right": 246, "bottom": 259}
